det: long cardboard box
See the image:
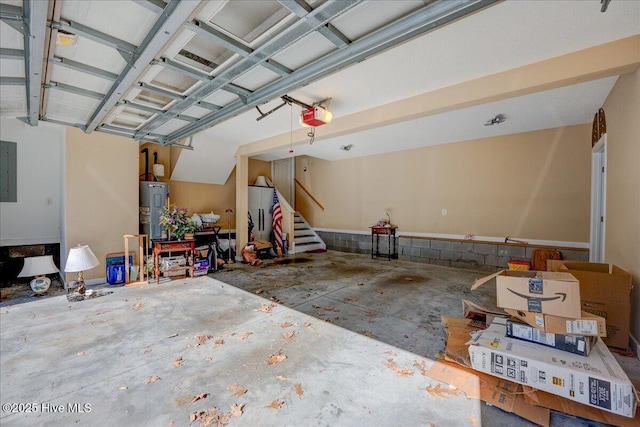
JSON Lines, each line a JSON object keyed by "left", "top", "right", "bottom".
{"left": 506, "top": 319, "right": 597, "bottom": 356}
{"left": 505, "top": 308, "right": 607, "bottom": 337}
{"left": 547, "top": 261, "right": 633, "bottom": 351}
{"left": 467, "top": 318, "right": 637, "bottom": 417}
{"left": 472, "top": 270, "right": 581, "bottom": 318}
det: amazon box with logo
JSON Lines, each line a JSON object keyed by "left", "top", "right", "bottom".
{"left": 472, "top": 270, "right": 581, "bottom": 318}
{"left": 467, "top": 318, "right": 637, "bottom": 417}
{"left": 547, "top": 261, "right": 633, "bottom": 351}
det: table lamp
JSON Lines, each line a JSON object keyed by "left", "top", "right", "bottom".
{"left": 64, "top": 245, "right": 99, "bottom": 295}
{"left": 18, "top": 255, "right": 59, "bottom": 295}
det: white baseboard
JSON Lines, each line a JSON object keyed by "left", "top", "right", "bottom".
{"left": 86, "top": 277, "right": 107, "bottom": 286}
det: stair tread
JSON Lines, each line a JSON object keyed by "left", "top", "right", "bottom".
{"left": 290, "top": 212, "right": 325, "bottom": 254}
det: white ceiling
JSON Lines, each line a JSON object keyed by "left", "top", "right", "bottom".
{"left": 1, "top": 0, "right": 639, "bottom": 185}
{"left": 173, "top": 0, "right": 639, "bottom": 183}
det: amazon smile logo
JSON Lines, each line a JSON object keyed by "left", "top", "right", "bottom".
{"left": 507, "top": 288, "right": 567, "bottom": 302}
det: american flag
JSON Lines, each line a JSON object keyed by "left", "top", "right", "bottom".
{"left": 271, "top": 189, "right": 283, "bottom": 249}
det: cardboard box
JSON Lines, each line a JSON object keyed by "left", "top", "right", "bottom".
{"left": 426, "top": 360, "right": 551, "bottom": 426}
{"left": 467, "top": 319, "right": 637, "bottom": 417}
{"left": 547, "top": 261, "right": 633, "bottom": 350}
{"left": 462, "top": 299, "right": 508, "bottom": 329}
{"left": 505, "top": 308, "right": 607, "bottom": 337}
{"left": 472, "top": 270, "right": 581, "bottom": 318}
{"left": 506, "top": 319, "right": 597, "bottom": 356}
{"left": 523, "top": 385, "right": 640, "bottom": 427}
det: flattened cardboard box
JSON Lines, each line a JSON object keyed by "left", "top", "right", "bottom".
{"left": 505, "top": 308, "right": 607, "bottom": 337}
{"left": 472, "top": 270, "right": 581, "bottom": 318}
{"left": 467, "top": 319, "right": 637, "bottom": 417}
{"left": 506, "top": 319, "right": 597, "bottom": 356}
{"left": 547, "top": 260, "right": 633, "bottom": 351}
{"left": 426, "top": 360, "right": 551, "bottom": 427}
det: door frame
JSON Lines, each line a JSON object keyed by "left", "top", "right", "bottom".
{"left": 589, "top": 134, "right": 607, "bottom": 262}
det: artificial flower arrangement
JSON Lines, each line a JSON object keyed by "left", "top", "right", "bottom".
{"left": 159, "top": 204, "right": 199, "bottom": 240}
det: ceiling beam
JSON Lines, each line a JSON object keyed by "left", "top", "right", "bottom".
{"left": 185, "top": 20, "right": 295, "bottom": 76}
{"left": 0, "top": 77, "right": 26, "bottom": 85}
{"left": 134, "top": 0, "right": 361, "bottom": 140}
{"left": 138, "top": 0, "right": 166, "bottom": 15}
{"left": 187, "top": 20, "right": 253, "bottom": 56}
{"left": 158, "top": 57, "right": 211, "bottom": 81}
{"left": 165, "top": 0, "right": 499, "bottom": 144}
{"left": 50, "top": 57, "right": 118, "bottom": 81}
{"left": 47, "top": 81, "right": 105, "bottom": 100}
{"left": 0, "top": 48, "right": 24, "bottom": 59}
{"left": 279, "top": 0, "right": 351, "bottom": 47}
{"left": 222, "top": 83, "right": 253, "bottom": 98}
{"left": 51, "top": 19, "right": 137, "bottom": 59}
{"left": 23, "top": 0, "right": 48, "bottom": 125}
{"left": 97, "top": 124, "right": 165, "bottom": 143}
{"left": 123, "top": 99, "right": 165, "bottom": 115}
{"left": 139, "top": 82, "right": 186, "bottom": 100}
{"left": 196, "top": 100, "right": 222, "bottom": 112}
{"left": 41, "top": 116, "right": 87, "bottom": 131}
{"left": 0, "top": 4, "right": 26, "bottom": 35}
{"left": 101, "top": 123, "right": 137, "bottom": 132}
{"left": 262, "top": 59, "right": 293, "bottom": 76}
{"left": 175, "top": 114, "right": 199, "bottom": 123}
{"left": 83, "top": 0, "right": 203, "bottom": 133}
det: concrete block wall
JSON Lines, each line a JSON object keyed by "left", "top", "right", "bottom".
{"left": 316, "top": 231, "right": 589, "bottom": 271}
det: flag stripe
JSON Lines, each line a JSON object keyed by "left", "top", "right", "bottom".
{"left": 272, "top": 189, "right": 283, "bottom": 249}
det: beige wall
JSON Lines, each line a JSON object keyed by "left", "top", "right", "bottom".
{"left": 162, "top": 158, "right": 270, "bottom": 229}
{"left": 296, "top": 125, "right": 591, "bottom": 242}
{"left": 602, "top": 70, "right": 640, "bottom": 343}
{"left": 65, "top": 128, "right": 138, "bottom": 281}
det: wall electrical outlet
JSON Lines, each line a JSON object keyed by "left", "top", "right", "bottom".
{"left": 46, "top": 197, "right": 53, "bottom": 206}
{"left": 441, "top": 209, "right": 447, "bottom": 216}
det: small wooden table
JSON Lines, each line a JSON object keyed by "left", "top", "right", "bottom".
{"left": 152, "top": 239, "right": 195, "bottom": 283}
{"left": 370, "top": 225, "right": 398, "bottom": 260}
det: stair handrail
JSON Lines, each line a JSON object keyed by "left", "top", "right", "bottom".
{"left": 294, "top": 178, "right": 325, "bottom": 211}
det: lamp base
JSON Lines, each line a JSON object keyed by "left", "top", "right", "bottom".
{"left": 30, "top": 275, "right": 51, "bottom": 294}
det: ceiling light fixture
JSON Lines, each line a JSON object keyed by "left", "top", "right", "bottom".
{"left": 485, "top": 114, "right": 506, "bottom": 126}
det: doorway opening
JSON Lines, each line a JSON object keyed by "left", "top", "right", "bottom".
{"left": 589, "top": 134, "right": 607, "bottom": 262}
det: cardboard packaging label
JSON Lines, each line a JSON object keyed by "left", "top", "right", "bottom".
{"left": 467, "top": 319, "right": 637, "bottom": 417}
{"left": 505, "top": 308, "right": 607, "bottom": 337}
{"left": 473, "top": 270, "right": 581, "bottom": 318}
{"left": 506, "top": 319, "right": 597, "bottom": 356}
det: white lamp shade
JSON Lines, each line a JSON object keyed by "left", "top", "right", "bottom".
{"left": 254, "top": 176, "right": 268, "bottom": 186}
{"left": 64, "top": 245, "right": 100, "bottom": 273}
{"left": 18, "top": 255, "right": 59, "bottom": 277}
{"left": 153, "top": 163, "right": 165, "bottom": 177}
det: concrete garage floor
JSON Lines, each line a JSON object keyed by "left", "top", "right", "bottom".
{"left": 1, "top": 250, "right": 638, "bottom": 426}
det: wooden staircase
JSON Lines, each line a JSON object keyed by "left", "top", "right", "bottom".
{"left": 292, "top": 212, "right": 326, "bottom": 253}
